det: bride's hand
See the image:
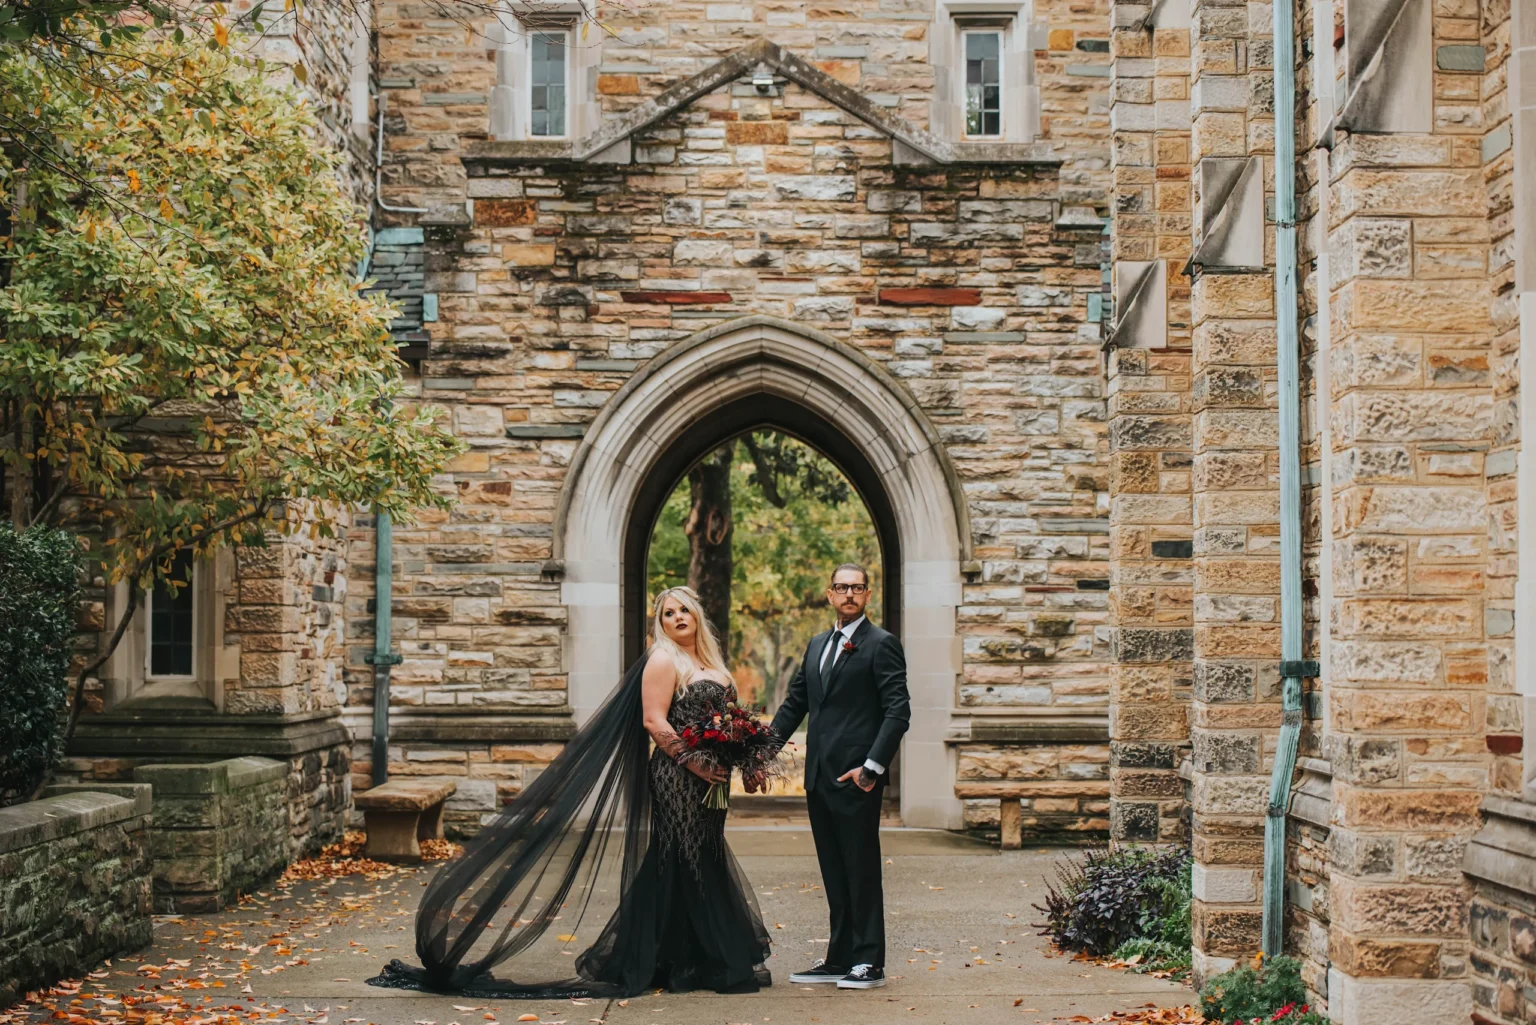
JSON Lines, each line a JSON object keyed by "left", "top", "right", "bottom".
{"left": 687, "top": 761, "right": 729, "bottom": 785}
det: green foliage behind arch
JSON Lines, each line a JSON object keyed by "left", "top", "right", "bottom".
{"left": 647, "top": 431, "right": 882, "bottom": 710}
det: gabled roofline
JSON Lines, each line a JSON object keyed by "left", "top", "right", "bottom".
{"left": 461, "top": 38, "right": 1061, "bottom": 170}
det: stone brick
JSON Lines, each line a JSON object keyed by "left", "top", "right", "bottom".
{"left": 725, "top": 120, "right": 789, "bottom": 145}
{"left": 502, "top": 244, "right": 557, "bottom": 266}
{"left": 475, "top": 199, "right": 537, "bottom": 226}
{"left": 1335, "top": 789, "right": 1484, "bottom": 832}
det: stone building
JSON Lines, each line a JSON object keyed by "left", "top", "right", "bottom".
{"left": 57, "top": 0, "right": 1536, "bottom": 1021}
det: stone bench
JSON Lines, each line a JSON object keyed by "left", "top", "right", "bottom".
{"left": 354, "top": 777, "right": 458, "bottom": 861}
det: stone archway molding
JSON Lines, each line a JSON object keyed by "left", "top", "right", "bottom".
{"left": 552, "top": 315, "right": 968, "bottom": 829}
{"left": 551, "top": 315, "right": 972, "bottom": 565}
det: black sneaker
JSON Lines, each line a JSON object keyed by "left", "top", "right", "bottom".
{"left": 789, "top": 959, "right": 847, "bottom": 984}
{"left": 836, "top": 964, "right": 885, "bottom": 989}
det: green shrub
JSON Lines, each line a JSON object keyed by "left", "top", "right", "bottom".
{"left": 1198, "top": 954, "right": 1311, "bottom": 1024}
{"left": 1112, "top": 857, "right": 1192, "bottom": 973}
{"left": 0, "top": 525, "right": 82, "bottom": 804}
{"left": 1034, "top": 844, "right": 1191, "bottom": 957}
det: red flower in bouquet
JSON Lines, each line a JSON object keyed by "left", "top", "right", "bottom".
{"left": 673, "top": 700, "right": 785, "bottom": 809}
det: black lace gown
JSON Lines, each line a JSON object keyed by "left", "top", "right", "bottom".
{"left": 580, "top": 679, "right": 772, "bottom": 993}
{"left": 368, "top": 662, "right": 772, "bottom": 998}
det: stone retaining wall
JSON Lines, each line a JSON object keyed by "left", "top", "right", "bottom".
{"left": 0, "top": 788, "right": 153, "bottom": 1006}
{"left": 63, "top": 710, "right": 350, "bottom": 862}
{"left": 1467, "top": 799, "right": 1536, "bottom": 1024}
{"left": 132, "top": 757, "right": 289, "bottom": 913}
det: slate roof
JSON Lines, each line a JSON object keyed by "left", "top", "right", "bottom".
{"left": 364, "top": 227, "right": 429, "bottom": 354}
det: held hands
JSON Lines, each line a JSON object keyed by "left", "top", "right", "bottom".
{"left": 686, "top": 761, "right": 729, "bottom": 785}
{"left": 838, "top": 766, "right": 878, "bottom": 792}
{"left": 742, "top": 769, "right": 767, "bottom": 794}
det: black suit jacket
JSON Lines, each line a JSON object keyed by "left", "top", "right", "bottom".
{"left": 769, "top": 618, "right": 911, "bottom": 792}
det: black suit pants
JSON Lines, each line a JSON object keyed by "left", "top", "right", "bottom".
{"left": 807, "top": 780, "right": 885, "bottom": 970}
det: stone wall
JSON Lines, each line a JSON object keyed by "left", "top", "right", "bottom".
{"left": 233, "top": 0, "right": 376, "bottom": 205}
{"left": 392, "top": 106, "right": 1111, "bottom": 715}
{"left": 372, "top": 0, "right": 1114, "bottom": 219}
{"left": 1104, "top": 0, "right": 1195, "bottom": 852}
{"left": 61, "top": 725, "right": 349, "bottom": 863}
{"left": 1286, "top": 761, "right": 1333, "bottom": 1014}
{"left": 225, "top": 509, "right": 353, "bottom": 718}
{"left": 1480, "top": 0, "right": 1524, "bottom": 802}
{"left": 1467, "top": 799, "right": 1536, "bottom": 1025}
{"left": 1101, "top": 0, "right": 1516, "bottom": 1015}
{"left": 1320, "top": 41, "right": 1491, "bottom": 1025}
{"left": 0, "top": 789, "right": 153, "bottom": 1007}
{"left": 132, "top": 758, "right": 290, "bottom": 913}
{"left": 346, "top": 1, "right": 1128, "bottom": 832}
{"left": 956, "top": 740, "right": 1111, "bottom": 840}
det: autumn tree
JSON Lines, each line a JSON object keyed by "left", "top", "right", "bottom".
{"left": 0, "top": 34, "right": 461, "bottom": 732}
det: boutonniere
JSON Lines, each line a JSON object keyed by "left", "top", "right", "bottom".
{"left": 842, "top": 640, "right": 856, "bottom": 653}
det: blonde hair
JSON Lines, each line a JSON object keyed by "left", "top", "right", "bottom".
{"left": 649, "top": 586, "right": 732, "bottom": 694}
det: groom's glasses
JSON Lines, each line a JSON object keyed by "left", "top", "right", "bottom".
{"left": 830, "top": 583, "right": 868, "bottom": 594}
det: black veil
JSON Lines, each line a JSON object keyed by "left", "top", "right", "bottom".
{"left": 368, "top": 656, "right": 657, "bottom": 998}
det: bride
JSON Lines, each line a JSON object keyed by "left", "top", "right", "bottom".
{"left": 369, "top": 586, "right": 773, "bottom": 997}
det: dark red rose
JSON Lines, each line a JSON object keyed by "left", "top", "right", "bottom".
{"left": 843, "top": 640, "right": 855, "bottom": 652}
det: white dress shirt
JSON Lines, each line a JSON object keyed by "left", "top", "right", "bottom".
{"left": 819, "top": 616, "right": 886, "bottom": 776}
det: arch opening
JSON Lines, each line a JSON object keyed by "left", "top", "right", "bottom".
{"left": 634, "top": 411, "right": 896, "bottom": 805}
{"left": 555, "top": 315, "right": 966, "bottom": 828}
{"left": 624, "top": 397, "right": 900, "bottom": 669}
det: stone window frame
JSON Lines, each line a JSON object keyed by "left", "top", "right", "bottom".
{"left": 958, "top": 25, "right": 1006, "bottom": 140}
{"left": 488, "top": 1, "right": 599, "bottom": 143}
{"left": 930, "top": 0, "right": 1043, "bottom": 145}
{"left": 145, "top": 549, "right": 198, "bottom": 683}
{"left": 101, "top": 549, "right": 232, "bottom": 711}
{"left": 526, "top": 25, "right": 572, "bottom": 139}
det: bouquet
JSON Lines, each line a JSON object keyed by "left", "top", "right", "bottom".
{"left": 675, "top": 699, "right": 784, "bottom": 809}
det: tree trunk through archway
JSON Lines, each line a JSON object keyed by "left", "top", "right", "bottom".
{"left": 685, "top": 444, "right": 734, "bottom": 643}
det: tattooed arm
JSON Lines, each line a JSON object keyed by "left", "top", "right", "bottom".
{"left": 641, "top": 651, "right": 727, "bottom": 783}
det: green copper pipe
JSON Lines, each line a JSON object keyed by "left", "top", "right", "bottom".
{"left": 369, "top": 509, "right": 401, "bottom": 787}
{"left": 1262, "top": 0, "right": 1304, "bottom": 959}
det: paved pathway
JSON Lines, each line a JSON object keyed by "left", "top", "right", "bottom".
{"left": 3, "top": 829, "right": 1191, "bottom": 1025}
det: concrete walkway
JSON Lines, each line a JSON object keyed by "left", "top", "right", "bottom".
{"left": 4, "top": 830, "right": 1191, "bottom": 1025}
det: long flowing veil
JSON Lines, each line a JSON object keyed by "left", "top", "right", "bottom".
{"left": 368, "top": 656, "right": 655, "bottom": 997}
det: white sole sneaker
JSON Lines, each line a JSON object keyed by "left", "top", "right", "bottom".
{"left": 836, "top": 976, "right": 886, "bottom": 989}
{"left": 789, "top": 972, "right": 846, "bottom": 984}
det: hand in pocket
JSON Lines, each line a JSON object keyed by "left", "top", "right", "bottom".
{"left": 836, "top": 766, "right": 877, "bottom": 792}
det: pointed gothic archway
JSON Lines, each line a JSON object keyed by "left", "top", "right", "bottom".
{"left": 551, "top": 315, "right": 970, "bottom": 829}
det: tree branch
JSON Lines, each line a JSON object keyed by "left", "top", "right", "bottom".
{"left": 27, "top": 476, "right": 70, "bottom": 528}
{"left": 741, "top": 433, "right": 786, "bottom": 508}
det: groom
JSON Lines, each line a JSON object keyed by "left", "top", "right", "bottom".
{"left": 760, "top": 562, "right": 910, "bottom": 990}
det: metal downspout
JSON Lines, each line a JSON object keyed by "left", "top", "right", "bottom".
{"left": 1262, "top": 0, "right": 1307, "bottom": 958}
{"left": 367, "top": 510, "right": 401, "bottom": 786}
{"left": 375, "top": 108, "right": 429, "bottom": 216}
{"left": 364, "top": 88, "right": 415, "bottom": 786}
